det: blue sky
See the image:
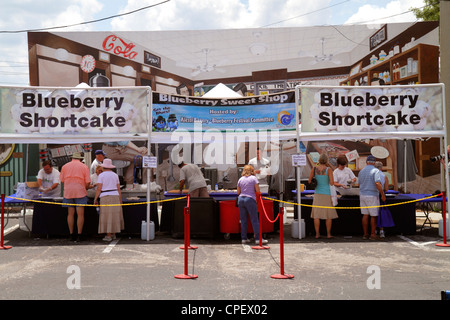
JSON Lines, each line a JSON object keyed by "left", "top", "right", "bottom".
{"left": 0, "top": 0, "right": 426, "bottom": 86}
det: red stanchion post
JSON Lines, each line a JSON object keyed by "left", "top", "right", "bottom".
{"left": 271, "top": 207, "right": 294, "bottom": 279}
{"left": 1, "top": 194, "right": 12, "bottom": 250}
{"left": 175, "top": 205, "right": 198, "bottom": 279}
{"left": 179, "top": 195, "right": 197, "bottom": 250}
{"left": 436, "top": 192, "right": 450, "bottom": 247}
{"left": 252, "top": 194, "right": 269, "bottom": 250}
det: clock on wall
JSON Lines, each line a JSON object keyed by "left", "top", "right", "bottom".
{"left": 0, "top": 144, "right": 15, "bottom": 166}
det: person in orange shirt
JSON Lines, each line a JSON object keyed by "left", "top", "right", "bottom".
{"left": 60, "top": 152, "right": 91, "bottom": 242}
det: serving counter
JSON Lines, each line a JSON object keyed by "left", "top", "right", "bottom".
{"left": 295, "top": 193, "right": 417, "bottom": 236}
{"left": 31, "top": 198, "right": 158, "bottom": 237}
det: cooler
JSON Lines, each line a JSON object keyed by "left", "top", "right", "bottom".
{"left": 219, "top": 199, "right": 274, "bottom": 235}
{"left": 219, "top": 200, "right": 241, "bottom": 234}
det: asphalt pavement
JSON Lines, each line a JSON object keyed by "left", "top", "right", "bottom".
{"left": 1, "top": 213, "right": 450, "bottom": 312}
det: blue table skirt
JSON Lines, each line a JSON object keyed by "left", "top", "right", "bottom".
{"left": 1, "top": 193, "right": 32, "bottom": 204}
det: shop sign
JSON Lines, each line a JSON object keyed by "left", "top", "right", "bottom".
{"left": 300, "top": 85, "right": 444, "bottom": 134}
{"left": 370, "top": 24, "right": 387, "bottom": 51}
{"left": 102, "top": 34, "right": 138, "bottom": 60}
{"left": 151, "top": 91, "right": 296, "bottom": 133}
{"left": 0, "top": 86, "right": 149, "bottom": 138}
{"left": 144, "top": 51, "right": 161, "bottom": 68}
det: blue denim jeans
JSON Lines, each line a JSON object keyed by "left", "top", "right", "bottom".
{"left": 238, "top": 196, "right": 259, "bottom": 240}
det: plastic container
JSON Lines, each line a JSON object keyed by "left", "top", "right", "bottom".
{"left": 438, "top": 217, "right": 450, "bottom": 240}
{"left": 407, "top": 57, "right": 413, "bottom": 76}
{"left": 393, "top": 45, "right": 400, "bottom": 55}
{"left": 141, "top": 220, "right": 155, "bottom": 240}
{"left": 379, "top": 50, "right": 386, "bottom": 61}
{"left": 291, "top": 219, "right": 305, "bottom": 239}
{"left": 412, "top": 60, "right": 418, "bottom": 74}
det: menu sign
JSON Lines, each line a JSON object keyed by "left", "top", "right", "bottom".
{"left": 144, "top": 51, "right": 161, "bottom": 68}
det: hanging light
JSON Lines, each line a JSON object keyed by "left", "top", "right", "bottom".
{"left": 249, "top": 43, "right": 267, "bottom": 56}
{"left": 54, "top": 48, "right": 69, "bottom": 61}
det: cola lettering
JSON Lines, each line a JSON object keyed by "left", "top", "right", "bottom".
{"left": 102, "top": 35, "right": 138, "bottom": 60}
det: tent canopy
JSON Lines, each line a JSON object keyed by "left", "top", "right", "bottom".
{"left": 202, "top": 83, "right": 243, "bottom": 98}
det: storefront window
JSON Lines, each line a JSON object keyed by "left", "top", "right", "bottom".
{"left": 38, "top": 59, "right": 79, "bottom": 87}
{"left": 112, "top": 74, "right": 135, "bottom": 86}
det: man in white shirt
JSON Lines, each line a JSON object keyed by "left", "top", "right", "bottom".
{"left": 37, "top": 160, "right": 61, "bottom": 197}
{"left": 178, "top": 162, "right": 209, "bottom": 197}
{"left": 90, "top": 149, "right": 106, "bottom": 175}
{"left": 248, "top": 147, "right": 271, "bottom": 185}
{"left": 333, "top": 155, "right": 357, "bottom": 195}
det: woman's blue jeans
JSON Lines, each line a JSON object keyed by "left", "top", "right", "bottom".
{"left": 238, "top": 196, "right": 259, "bottom": 240}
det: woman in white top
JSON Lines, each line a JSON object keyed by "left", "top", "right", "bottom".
{"left": 94, "top": 159, "right": 124, "bottom": 241}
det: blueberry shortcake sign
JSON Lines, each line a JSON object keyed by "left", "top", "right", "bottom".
{"left": 0, "top": 86, "right": 149, "bottom": 136}
{"left": 300, "top": 85, "right": 444, "bottom": 133}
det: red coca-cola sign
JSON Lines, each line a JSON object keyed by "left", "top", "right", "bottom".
{"left": 102, "top": 35, "right": 138, "bottom": 60}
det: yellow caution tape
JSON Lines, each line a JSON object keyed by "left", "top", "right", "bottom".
{"left": 263, "top": 193, "right": 444, "bottom": 210}
{"left": 5, "top": 195, "right": 187, "bottom": 207}
{"left": 5, "top": 193, "right": 443, "bottom": 210}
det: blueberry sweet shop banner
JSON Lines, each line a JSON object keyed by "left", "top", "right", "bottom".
{"left": 151, "top": 91, "right": 296, "bottom": 133}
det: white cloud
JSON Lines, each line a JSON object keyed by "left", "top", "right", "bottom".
{"left": 344, "top": 0, "right": 425, "bottom": 24}
{"left": 0, "top": 0, "right": 103, "bottom": 85}
{"left": 110, "top": 0, "right": 333, "bottom": 31}
{"left": 40, "top": 0, "right": 104, "bottom": 31}
{"left": 0, "top": 0, "right": 430, "bottom": 86}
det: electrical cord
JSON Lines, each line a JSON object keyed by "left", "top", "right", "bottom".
{"left": 0, "top": 0, "right": 170, "bottom": 34}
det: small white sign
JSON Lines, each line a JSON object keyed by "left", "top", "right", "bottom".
{"left": 80, "top": 55, "right": 96, "bottom": 73}
{"left": 292, "top": 154, "right": 306, "bottom": 167}
{"left": 142, "top": 156, "right": 157, "bottom": 168}
{"left": 345, "top": 150, "right": 359, "bottom": 162}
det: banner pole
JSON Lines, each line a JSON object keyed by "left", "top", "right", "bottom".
{"left": 436, "top": 84, "right": 450, "bottom": 247}
{"left": 180, "top": 194, "right": 197, "bottom": 250}
{"left": 174, "top": 204, "right": 198, "bottom": 279}
{"left": 436, "top": 191, "right": 450, "bottom": 247}
{"left": 146, "top": 87, "right": 152, "bottom": 241}
{"left": 294, "top": 86, "right": 303, "bottom": 239}
{"left": 271, "top": 206, "right": 294, "bottom": 279}
{"left": 1, "top": 194, "right": 12, "bottom": 250}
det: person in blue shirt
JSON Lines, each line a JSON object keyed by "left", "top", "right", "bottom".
{"left": 308, "top": 153, "right": 338, "bottom": 239}
{"left": 358, "top": 155, "right": 386, "bottom": 240}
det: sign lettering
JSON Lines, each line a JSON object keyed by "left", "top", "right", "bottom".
{"left": 102, "top": 35, "right": 138, "bottom": 60}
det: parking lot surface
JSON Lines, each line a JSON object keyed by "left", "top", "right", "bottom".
{"left": 2, "top": 214, "right": 450, "bottom": 309}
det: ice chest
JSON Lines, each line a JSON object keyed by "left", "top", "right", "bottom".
{"left": 219, "top": 199, "right": 274, "bottom": 234}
